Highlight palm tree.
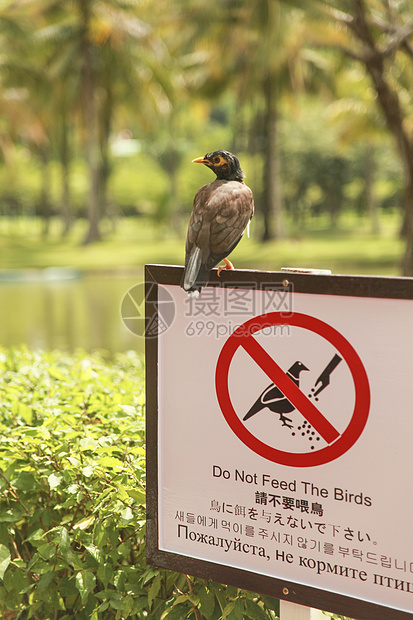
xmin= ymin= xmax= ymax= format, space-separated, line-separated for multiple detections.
xmin=326 ymin=65 xmax=389 ymax=234
xmin=177 ymin=0 xmax=325 ymax=241
xmin=12 ymin=0 xmax=173 ymax=244
xmin=317 ymin=0 xmax=413 ymax=275
xmin=0 ymin=6 xmax=57 ymax=234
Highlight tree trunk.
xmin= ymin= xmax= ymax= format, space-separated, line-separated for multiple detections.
xmin=40 ymin=147 xmax=51 ymax=239
xmin=262 ymin=73 xmax=285 ymax=242
xmin=349 ymin=0 xmax=413 ymax=274
xmin=365 ymin=62 xmax=413 ymax=271
xmin=99 ymin=87 xmax=113 ymax=228
xmin=80 ymin=0 xmax=101 ymax=245
xmin=401 ymin=180 xmax=413 ymax=275
xmin=60 ymin=111 xmax=72 ymax=238
xmin=364 ymin=143 xmax=380 ymax=235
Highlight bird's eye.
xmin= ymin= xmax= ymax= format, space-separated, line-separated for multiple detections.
xmin=213 ymin=156 xmax=221 ymax=164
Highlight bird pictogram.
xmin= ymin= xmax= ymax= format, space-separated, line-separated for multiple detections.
xmin=243 ymin=361 xmax=309 ymax=429
xmin=181 ymin=150 xmax=254 ymax=297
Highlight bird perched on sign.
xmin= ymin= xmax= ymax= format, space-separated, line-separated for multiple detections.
xmin=243 ymin=361 xmax=309 ymax=428
xmin=181 ymin=150 xmax=254 ymax=297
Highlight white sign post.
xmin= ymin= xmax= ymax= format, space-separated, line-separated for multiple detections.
xmin=280 ymin=600 xmax=325 ymax=620
xmin=146 ymin=264 xmax=413 ymax=620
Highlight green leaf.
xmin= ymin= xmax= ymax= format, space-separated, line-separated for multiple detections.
xmin=48 ymin=368 xmax=69 ymax=382
xmin=119 ymin=405 xmax=135 ymax=415
xmin=97 ymin=563 xmax=113 ymax=588
xmin=113 ymin=570 xmax=126 ymax=590
xmin=198 ymin=586 xmax=216 ymax=617
xmin=75 ymin=570 xmax=96 ymax=605
xmin=120 ymin=506 xmax=133 ymax=524
xmin=80 ymin=438 xmax=98 ymax=451
xmin=37 ymin=572 xmax=55 ymax=592
xmin=245 ymin=599 xmax=268 ymax=620
xmin=59 ymin=527 xmax=70 ymax=554
xmin=126 ymin=487 xmax=146 ymax=505
xmin=73 ymin=515 xmax=95 ymax=531
xmin=48 ymin=472 xmax=63 ymax=490
xmin=221 ymin=601 xmax=236 ymax=619
xmin=0 ymin=510 xmax=18 ymax=523
xmin=96 ymin=588 xmax=122 ymax=602
xmin=38 ymin=542 xmax=57 ymax=560
xmin=17 ymin=403 xmax=33 ymax=424
xmin=13 ymin=471 xmax=38 ymax=491
xmin=213 ymin=586 xmax=228 ymax=613
xmin=148 ymin=572 xmax=161 ymax=610
xmin=25 ymin=528 xmax=45 ymax=544
xmin=261 ymin=595 xmax=280 ymax=614
xmin=143 ymin=567 xmax=159 ymax=585
xmin=162 ymin=605 xmax=191 ymax=620
xmin=233 ymin=597 xmax=246 ymax=620
xmin=82 ymin=465 xmax=94 ymax=477
xmin=0 ymin=544 xmax=11 ymax=579
xmin=4 ymin=565 xmax=30 ymax=593
xmin=85 ymin=544 xmax=102 ymax=564
xmin=117 ymin=485 xmax=129 ymax=502
xmin=98 ymin=456 xmax=124 ymax=470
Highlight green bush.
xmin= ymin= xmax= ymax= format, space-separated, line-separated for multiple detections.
xmin=0 ymin=347 xmax=280 ymax=620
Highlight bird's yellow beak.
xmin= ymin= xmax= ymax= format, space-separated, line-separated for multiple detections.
xmin=192 ymin=157 xmax=208 ymax=165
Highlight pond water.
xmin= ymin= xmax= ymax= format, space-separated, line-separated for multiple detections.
xmin=0 ymin=272 xmax=145 ymax=356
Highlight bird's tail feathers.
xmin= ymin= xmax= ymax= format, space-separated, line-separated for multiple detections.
xmin=182 ymin=246 xmax=210 ymax=294
xmin=187 ymin=290 xmax=200 ymax=299
xmin=183 ymin=246 xmax=202 ymax=291
xmin=243 ymin=399 xmax=264 ymax=421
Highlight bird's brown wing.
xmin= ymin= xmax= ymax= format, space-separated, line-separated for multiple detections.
xmin=208 ymin=181 xmax=253 ymax=266
xmin=183 ymin=180 xmax=254 ymax=292
xmin=182 ymin=184 xmax=210 ymax=292
xmin=186 ymin=180 xmax=253 ymax=252
xmin=185 ymin=186 xmax=206 ymax=255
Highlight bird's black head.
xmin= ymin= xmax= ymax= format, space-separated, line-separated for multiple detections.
xmin=289 ymin=361 xmax=309 ymax=377
xmin=192 ymin=150 xmax=245 ymax=182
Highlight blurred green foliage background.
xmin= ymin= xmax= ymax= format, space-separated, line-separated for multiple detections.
xmin=0 ymin=0 xmax=412 ymax=351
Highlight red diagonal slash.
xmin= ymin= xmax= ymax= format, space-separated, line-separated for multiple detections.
xmin=241 ymin=335 xmax=340 ymax=444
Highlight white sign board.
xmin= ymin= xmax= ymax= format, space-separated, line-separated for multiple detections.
xmin=146 ymin=265 xmax=413 ymax=620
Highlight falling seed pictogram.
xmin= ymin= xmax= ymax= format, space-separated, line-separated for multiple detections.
xmin=309 ymin=354 xmax=342 ymax=401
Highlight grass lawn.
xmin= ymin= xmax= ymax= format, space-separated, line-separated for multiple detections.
xmin=0 ymin=211 xmax=405 ymax=277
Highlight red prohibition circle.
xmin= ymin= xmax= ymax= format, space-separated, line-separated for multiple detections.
xmin=215 ymin=312 xmax=370 ymax=467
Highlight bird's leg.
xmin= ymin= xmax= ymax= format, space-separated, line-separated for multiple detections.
xmin=279 ymin=413 xmax=294 ymax=429
xmin=217 ymin=258 xmax=235 ymax=277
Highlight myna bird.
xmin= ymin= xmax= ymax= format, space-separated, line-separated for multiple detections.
xmin=243 ymin=361 xmax=309 ymax=428
xmin=181 ymin=150 xmax=254 ymax=297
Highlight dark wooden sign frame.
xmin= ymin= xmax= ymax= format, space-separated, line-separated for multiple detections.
xmin=145 ymin=264 xmax=413 ymax=620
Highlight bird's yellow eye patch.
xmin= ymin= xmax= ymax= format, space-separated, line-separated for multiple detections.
xmin=213 ymin=156 xmax=226 ymax=166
